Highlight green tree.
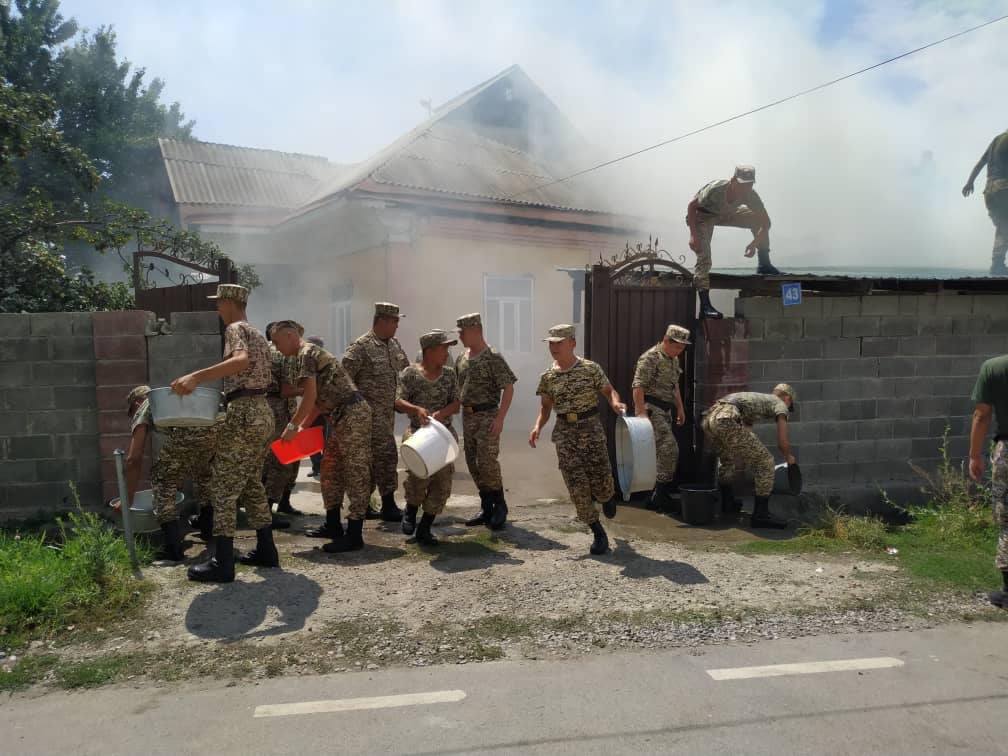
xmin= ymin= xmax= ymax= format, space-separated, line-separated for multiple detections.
xmin=0 ymin=0 xmax=77 ymax=91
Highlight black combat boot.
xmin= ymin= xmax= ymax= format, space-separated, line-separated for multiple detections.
xmin=602 ymin=494 xmax=618 ymax=519
xmin=379 ymin=492 xmax=403 ymax=523
xmin=402 ymin=505 xmax=419 ymax=536
xmin=756 ymin=249 xmax=781 ymax=275
xmin=646 ymin=483 xmax=665 ymax=511
xmin=750 ymin=495 xmax=787 ymax=529
xmin=156 ymin=519 xmax=185 ymax=562
xmin=488 ymin=490 xmax=508 ymax=530
xmin=238 ymin=527 xmax=280 ymax=567
xmin=698 ymin=290 xmax=723 ymax=319
xmin=465 ymin=491 xmax=493 ymax=527
xmin=305 ymin=509 xmax=343 ymax=539
xmin=189 ymin=505 xmax=213 ymax=541
xmin=589 ymin=520 xmax=609 ymax=555
xmin=276 ymin=489 xmax=302 ymax=516
xmin=416 ymin=513 xmax=438 ymax=546
xmin=991 ymin=256 xmax=1008 ymax=277
xmin=323 ymin=517 xmax=364 ymax=553
xmin=988 ymin=571 xmax=1008 ymax=609
xmin=719 ymin=484 xmax=742 ymax=518
xmin=187 ymin=536 xmax=235 ymax=583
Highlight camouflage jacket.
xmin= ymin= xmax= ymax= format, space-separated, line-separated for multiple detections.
xmin=342 ymin=331 xmax=409 ymax=412
xmin=536 ymin=358 xmax=608 ymax=415
xmin=397 ymin=364 xmax=459 ymax=432
xmin=716 ymin=392 xmax=789 ymax=425
xmin=222 ymin=321 xmax=271 ymax=394
xmin=455 ymin=346 xmax=517 ymax=407
xmin=693 ymin=179 xmax=767 ymax=221
xmin=131 ymin=400 xmax=221 ymax=445
xmin=632 ymin=344 xmax=682 ymax=404
xmin=299 ymin=342 xmax=359 ymax=416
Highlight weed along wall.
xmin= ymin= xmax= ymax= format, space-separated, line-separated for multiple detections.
xmin=697 ymin=292 xmax=1008 ymax=513
xmin=0 ymin=311 xmax=221 ymax=520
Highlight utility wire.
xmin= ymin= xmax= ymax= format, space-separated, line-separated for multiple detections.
xmin=508 ymin=13 xmax=1008 ymax=200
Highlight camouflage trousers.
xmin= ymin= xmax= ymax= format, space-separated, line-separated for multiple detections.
xmin=210 ymin=397 xmax=274 ymax=537
xmin=553 ymin=418 xmax=614 ymax=526
xmin=263 ymin=402 xmax=300 ymax=501
xmin=151 ymin=426 xmax=217 ymax=524
xmin=690 ymin=207 xmax=769 ymax=290
xmin=368 ymin=405 xmax=399 ymax=496
xmin=402 ymin=426 xmax=454 ymax=517
xmin=992 ymin=440 xmax=1008 ymax=572
xmin=986 ymin=189 xmax=1008 ymax=260
xmin=703 ymin=402 xmax=775 ymax=497
xmin=648 ymin=405 xmax=680 ymax=483
xmin=463 ymin=411 xmax=503 ymax=491
xmin=320 ymin=400 xmax=373 ymax=520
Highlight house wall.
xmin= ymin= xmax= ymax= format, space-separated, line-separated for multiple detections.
xmin=698 ymin=292 xmax=1008 ymax=512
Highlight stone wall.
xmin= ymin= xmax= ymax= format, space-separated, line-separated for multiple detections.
xmin=698 ymin=292 xmax=1008 ymax=511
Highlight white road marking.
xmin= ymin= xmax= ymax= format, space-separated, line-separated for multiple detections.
xmin=706 ymin=656 xmax=904 ymax=681
xmin=253 ymin=689 xmax=467 ymax=718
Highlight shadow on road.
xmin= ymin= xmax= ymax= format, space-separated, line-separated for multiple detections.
xmin=290 ymin=543 xmax=408 ymax=565
xmin=185 ymin=571 xmax=322 ymax=641
xmin=427 ymin=540 xmax=524 ymax=574
xmin=494 ymin=524 xmax=569 ymax=552
xmin=577 ymin=539 xmax=708 ymax=584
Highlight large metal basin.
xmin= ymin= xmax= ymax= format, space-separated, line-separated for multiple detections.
xmin=108 ymin=490 xmax=184 ymax=534
xmin=615 ymin=415 xmax=657 ymax=501
xmin=148 ymin=386 xmax=222 ymax=427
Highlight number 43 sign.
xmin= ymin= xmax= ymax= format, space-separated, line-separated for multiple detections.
xmin=781 ymin=282 xmax=802 ymax=307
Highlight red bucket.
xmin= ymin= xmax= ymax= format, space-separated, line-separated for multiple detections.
xmin=270 ymin=425 xmax=324 ymax=464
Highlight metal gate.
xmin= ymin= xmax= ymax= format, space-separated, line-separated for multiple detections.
xmin=133 ymin=253 xmax=237 ymax=320
xmin=585 ymin=254 xmax=698 ymax=493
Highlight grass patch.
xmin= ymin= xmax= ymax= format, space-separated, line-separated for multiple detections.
xmin=56 ymin=656 xmax=132 ymax=689
xmin=0 ymin=653 xmax=57 ymax=692
xmin=471 ymin=614 xmax=533 ymax=640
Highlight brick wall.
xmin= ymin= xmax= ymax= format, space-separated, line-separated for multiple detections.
xmin=700 ymin=292 xmax=1008 ymax=509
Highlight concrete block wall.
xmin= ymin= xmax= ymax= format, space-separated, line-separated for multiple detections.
xmin=720 ymin=292 xmax=1008 ymax=503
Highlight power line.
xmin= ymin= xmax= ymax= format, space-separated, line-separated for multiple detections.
xmin=508 ymin=12 xmax=1008 ymax=200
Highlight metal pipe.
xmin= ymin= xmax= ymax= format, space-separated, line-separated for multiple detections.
xmin=112 ymin=449 xmax=139 ymax=570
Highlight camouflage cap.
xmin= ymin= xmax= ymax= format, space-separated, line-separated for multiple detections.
xmin=273 ymin=319 xmax=305 ymax=336
xmin=126 ymin=384 xmax=151 ymax=413
xmin=733 ymin=165 xmax=756 ymax=184
xmin=456 ymin=312 xmax=482 ymax=329
xmin=544 ymin=324 xmax=576 ymax=342
xmin=207 ymin=284 xmax=249 ymax=304
xmin=306 ymin=334 xmax=324 ymax=347
xmin=773 ymin=382 xmax=797 ymax=410
xmin=664 ymin=324 xmax=692 ymax=344
xmin=420 ymin=329 xmax=458 ymax=350
xmin=374 ymin=302 xmax=404 ymax=319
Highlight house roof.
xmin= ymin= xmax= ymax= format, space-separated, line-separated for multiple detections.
xmin=158 ymin=138 xmax=348 ymax=209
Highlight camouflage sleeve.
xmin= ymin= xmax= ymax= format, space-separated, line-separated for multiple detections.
xmin=396 ymin=366 xmax=414 ymax=403
xmin=535 ymin=371 xmax=551 ymax=398
xmin=447 ymin=368 xmax=459 ymax=404
xmin=393 ymin=339 xmax=410 ymax=371
xmin=772 ymin=397 xmax=789 ymax=418
xmin=129 ymin=401 xmax=153 ymax=434
xmin=747 ymin=188 xmax=768 ymax=216
xmin=631 ymin=350 xmax=654 ymax=389
xmin=591 ymin=361 xmax=609 ymax=392
xmin=298 ymin=348 xmax=320 ymax=381
xmin=223 ymin=322 xmax=248 ymax=359
xmin=341 ymin=341 xmax=364 ymax=381
xmin=491 ymin=353 xmax=518 ymax=390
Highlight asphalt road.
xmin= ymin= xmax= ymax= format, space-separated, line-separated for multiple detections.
xmin=2 ymin=623 xmax=1007 ymax=754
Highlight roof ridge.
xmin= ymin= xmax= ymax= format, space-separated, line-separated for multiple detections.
xmin=163 ymin=155 xmax=326 ymax=179
xmin=158 ymin=137 xmax=331 ymax=163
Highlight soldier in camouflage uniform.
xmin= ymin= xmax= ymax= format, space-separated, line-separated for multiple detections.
xmin=633 ymin=324 xmax=690 ymax=514
xmin=263 ymin=322 xmax=303 ymax=521
xmin=702 ymin=384 xmax=796 ymax=530
xmin=962 ymin=128 xmax=1008 ymax=276
xmin=686 ymin=165 xmax=779 ymax=319
xmin=455 ymin=312 xmax=517 ymax=530
xmin=172 ymin=284 xmax=279 ymax=583
xmin=123 ymin=385 xmax=220 ymax=561
xmin=273 ymin=320 xmax=374 ymax=553
xmin=967 ymin=352 xmax=1008 ymax=608
xmin=396 ymin=329 xmax=461 ymax=546
xmin=343 ymin=302 xmax=410 ymax=522
xmin=530 ymin=325 xmax=624 ymax=555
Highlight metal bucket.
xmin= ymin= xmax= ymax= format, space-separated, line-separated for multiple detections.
xmin=400 ymin=418 xmax=459 ymax=479
xmin=615 ymin=415 xmax=657 ymax=501
xmin=108 ymin=489 xmax=183 ymax=534
xmin=148 ymin=387 xmax=222 ymax=427
xmin=679 ymin=485 xmax=718 ymax=526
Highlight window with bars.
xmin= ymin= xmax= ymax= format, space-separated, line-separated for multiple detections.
xmin=483 ymin=274 xmax=533 ymax=353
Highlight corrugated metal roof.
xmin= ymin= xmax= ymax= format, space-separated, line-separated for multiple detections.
xmin=159 ymin=139 xmax=347 ymax=209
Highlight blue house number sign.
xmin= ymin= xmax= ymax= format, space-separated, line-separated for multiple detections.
xmin=781 ymin=282 xmax=802 ymax=307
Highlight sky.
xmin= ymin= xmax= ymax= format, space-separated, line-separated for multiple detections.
xmin=57 ymin=0 xmax=1008 ymax=270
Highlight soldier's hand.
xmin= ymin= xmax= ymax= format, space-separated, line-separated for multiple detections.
xmin=676 ymin=411 xmax=686 ymax=426
xmin=281 ymin=424 xmax=299 ymax=442
xmin=969 ymin=456 xmax=985 ymax=481
xmin=962 ymin=183 xmax=974 ymax=198
xmin=636 ymin=408 xmax=649 ymax=419
xmin=489 ymin=415 xmax=505 ymax=437
xmin=171 ymin=374 xmax=198 ymax=395
xmin=529 ymin=427 xmax=540 ymax=448
xmin=612 ymin=401 xmax=627 ymax=415
xmin=744 ymin=241 xmax=757 ymax=258
xmin=786 ymin=454 xmax=797 ymax=466
xmin=416 ymin=407 xmax=430 ymax=426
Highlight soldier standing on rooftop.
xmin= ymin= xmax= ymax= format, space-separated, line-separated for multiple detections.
xmin=686 ymin=165 xmax=780 ymax=319
xmin=963 ymin=127 xmax=1008 ymax=276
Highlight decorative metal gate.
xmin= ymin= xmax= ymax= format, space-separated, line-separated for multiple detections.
xmin=132 ymin=254 xmax=237 ymax=320
xmin=585 ymin=247 xmax=698 ymax=493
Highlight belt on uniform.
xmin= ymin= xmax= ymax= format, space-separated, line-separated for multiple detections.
xmin=556 ymin=407 xmax=599 ymax=424
xmin=224 ymin=388 xmax=266 ymax=405
xmin=463 ymin=403 xmax=498 ymax=415
xmin=644 ymin=395 xmax=675 ymax=413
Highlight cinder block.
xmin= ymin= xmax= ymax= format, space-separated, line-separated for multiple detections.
xmin=98 ymin=434 xmax=132 ymax=458
xmin=821 ymin=339 xmax=862 ymax=359
xmin=840 ymin=359 xmax=879 ymax=379
xmin=860 ymin=296 xmax=900 ymax=316
xmin=48 ymin=337 xmax=94 ymax=361
xmin=791 ymin=380 xmax=823 ymax=401
xmin=948 ymin=317 xmax=980 ymax=336
xmin=29 ymin=313 xmax=73 ymax=337
xmin=914 ymin=397 xmax=952 ymax=418
xmin=0 ymin=411 xmax=29 ymax=436
xmin=822 ymin=298 xmax=860 ymax=317
xmin=916 ymin=317 xmax=953 ymax=337
xmin=817 ymin=420 xmax=857 ymax=441
xmin=781 ymin=297 xmax=823 ymax=319
xmin=973 ymin=335 xmax=1008 ymax=356
xmin=743 ymin=318 xmax=765 ymax=339
xmin=780 ymin=340 xmax=823 ymax=359
xmin=879 ymin=317 xmax=918 ymax=337
xmin=802 ymin=360 xmax=842 ymax=380
xmin=794 ymin=442 xmax=837 ymax=464
xmin=735 ymin=297 xmax=782 ymax=318
xmin=763 ymin=319 xmax=804 ymax=340
xmin=28 ymin=409 xmax=96 ymax=435
xmin=934 ymin=335 xmax=974 ymax=355
xmin=52 ymin=434 xmax=98 ymax=460
xmin=897 ymin=295 xmax=920 ymax=315
xmin=97 ymin=411 xmax=130 ymax=435
xmin=0 ymin=338 xmax=49 ymax=361
xmin=95 ymin=360 xmax=147 ymax=386
xmin=759 ymin=360 xmax=803 ymax=382
xmin=935 ymin=294 xmax=973 ymax=314
xmin=874 ymin=438 xmax=913 ymax=460
xmin=929 ymin=416 xmax=969 ymax=437
xmin=837 ymin=441 xmax=877 ymax=463
xmin=0 ymin=363 xmax=31 ymax=388
xmin=0 ymin=459 xmax=37 ymax=483
xmin=841 ymin=316 xmax=880 ymax=338
xmin=802 ymin=399 xmax=876 ymax=421
xmin=930 ymin=376 xmax=973 ymax=396
xmin=861 ymin=337 xmax=899 ymax=357
xmin=32 ymin=362 xmax=96 ymax=387
xmin=5 ymin=387 xmax=55 ymax=411
xmin=984 ymin=317 xmax=1008 ymax=334
xmin=0 ymin=315 xmax=30 ymax=337
xmin=77 ymin=454 xmax=101 ymax=483
xmin=877 ymin=357 xmax=916 ymax=378
xmin=748 ymin=341 xmax=784 ymax=361
xmin=893 ymin=417 xmax=931 ymax=438
xmin=8 ymin=435 xmax=53 ymax=459
xmin=815 ymin=462 xmax=856 ymax=483
xmin=4 ymin=481 xmax=74 ymax=509
xmin=913 ymin=357 xmax=959 ymax=377
xmin=68 ymin=312 xmax=93 ymax=335
xmin=911 ymin=437 xmax=945 ymax=459
xmin=788 ymin=422 xmax=821 ymax=444
xmin=168 ymin=311 xmax=221 ymax=334
xmin=898 ymin=336 xmax=936 ymax=356
xmin=856 ymin=419 xmax=894 ymax=440
xmin=91 ymin=310 xmax=155 ymax=337
xmin=803 ymin=318 xmax=842 ymax=339
xmin=822 ymin=380 xmax=892 ymax=401
xmin=893 ymin=376 xmax=937 ymax=397
xmin=94 ymin=335 xmax=147 ymax=361
xmin=971 ymin=296 xmax=1008 ymax=316
xmin=53 ymin=386 xmax=97 ymax=410
xmin=876 ymin=398 xmax=915 ymax=417
xmin=945 ymin=436 xmax=969 ymax=458
xmin=36 ymin=458 xmax=79 ymax=481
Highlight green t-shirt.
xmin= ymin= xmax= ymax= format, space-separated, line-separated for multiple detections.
xmin=971 ymin=354 xmax=1008 ymax=436
xmin=984 ymin=131 xmax=1008 ymax=195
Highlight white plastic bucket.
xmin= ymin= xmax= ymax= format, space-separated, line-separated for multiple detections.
xmin=615 ymin=415 xmax=657 ymax=501
xmin=108 ymin=489 xmax=184 ymax=534
xmin=400 ymin=418 xmax=459 ymax=479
